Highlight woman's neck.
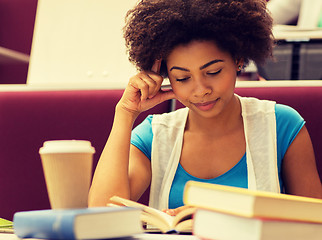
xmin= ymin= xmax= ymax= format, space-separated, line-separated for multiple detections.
xmin=186 ymin=95 xmax=242 ymax=136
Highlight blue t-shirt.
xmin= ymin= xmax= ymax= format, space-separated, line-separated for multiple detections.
xmin=131 ymin=104 xmax=305 ymax=209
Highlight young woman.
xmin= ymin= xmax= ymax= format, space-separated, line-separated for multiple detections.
xmin=88 ymin=0 xmax=322 ymax=214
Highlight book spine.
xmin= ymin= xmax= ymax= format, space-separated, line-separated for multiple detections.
xmin=14 ymin=212 xmax=76 ymax=239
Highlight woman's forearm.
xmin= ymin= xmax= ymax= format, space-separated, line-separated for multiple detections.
xmin=88 ymin=107 xmax=137 ymax=207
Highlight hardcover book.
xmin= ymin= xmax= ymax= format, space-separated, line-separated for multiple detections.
xmin=183 ymin=181 xmax=322 ymax=223
xmin=13 ymin=207 xmax=143 ymax=239
xmin=193 ymin=208 xmax=322 ymax=240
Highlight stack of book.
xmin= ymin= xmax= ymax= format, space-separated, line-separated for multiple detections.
xmin=12 ymin=183 xmax=322 ymax=239
xmin=183 ymin=181 xmax=322 ymax=240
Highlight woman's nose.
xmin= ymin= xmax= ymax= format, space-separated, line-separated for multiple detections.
xmin=193 ymin=78 xmax=212 ymax=97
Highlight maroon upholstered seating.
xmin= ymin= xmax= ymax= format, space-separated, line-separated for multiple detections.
xmin=1 ymin=86 xmax=321 ymax=220
xmin=0 ymin=89 xmax=170 ymax=220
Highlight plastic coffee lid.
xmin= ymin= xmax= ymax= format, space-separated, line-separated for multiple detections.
xmin=39 ymin=140 xmax=95 ymax=154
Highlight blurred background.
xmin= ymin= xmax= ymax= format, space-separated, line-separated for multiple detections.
xmin=0 ymin=0 xmax=322 ymax=88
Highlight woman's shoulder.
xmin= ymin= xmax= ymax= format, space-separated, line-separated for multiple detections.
xmin=275 ymin=103 xmax=305 ymax=136
xmin=133 ymin=107 xmax=188 ymax=130
xmin=152 ymin=107 xmax=189 ymax=126
xmin=275 ymin=103 xmax=304 ymax=121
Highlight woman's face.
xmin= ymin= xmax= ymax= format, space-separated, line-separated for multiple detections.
xmin=166 ymin=40 xmax=240 ymax=119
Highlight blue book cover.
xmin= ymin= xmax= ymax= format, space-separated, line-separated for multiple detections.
xmin=13 ymin=207 xmax=143 ymax=239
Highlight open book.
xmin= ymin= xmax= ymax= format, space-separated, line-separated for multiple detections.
xmin=109 ymin=196 xmax=196 ymax=233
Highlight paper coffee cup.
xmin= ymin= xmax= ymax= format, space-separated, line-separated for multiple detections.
xmin=39 ymin=140 xmax=95 ymax=209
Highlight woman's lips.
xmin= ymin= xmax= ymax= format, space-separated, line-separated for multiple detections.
xmin=193 ymin=99 xmax=219 ymax=111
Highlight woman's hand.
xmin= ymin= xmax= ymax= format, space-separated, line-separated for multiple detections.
xmin=117 ymin=60 xmax=175 ymax=117
xmin=162 ymin=205 xmax=192 ymax=216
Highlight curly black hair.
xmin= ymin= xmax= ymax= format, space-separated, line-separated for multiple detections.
xmin=124 ymin=0 xmax=274 ymax=77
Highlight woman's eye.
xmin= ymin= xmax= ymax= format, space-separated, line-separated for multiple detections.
xmin=176 ymin=77 xmax=190 ymax=82
xmin=207 ymin=69 xmax=222 ymax=76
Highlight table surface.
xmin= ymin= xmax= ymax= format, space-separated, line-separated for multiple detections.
xmin=0 ymin=233 xmax=200 ymax=240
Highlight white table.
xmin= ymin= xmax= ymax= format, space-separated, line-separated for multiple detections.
xmin=0 ymin=233 xmax=200 ymax=240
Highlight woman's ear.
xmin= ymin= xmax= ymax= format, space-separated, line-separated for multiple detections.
xmin=236 ymin=59 xmax=244 ymax=71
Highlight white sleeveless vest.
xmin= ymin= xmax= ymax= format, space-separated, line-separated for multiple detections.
xmin=149 ymin=95 xmax=280 ymax=210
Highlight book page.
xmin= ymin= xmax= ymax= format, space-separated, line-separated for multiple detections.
xmin=110 ymin=196 xmax=174 ymax=231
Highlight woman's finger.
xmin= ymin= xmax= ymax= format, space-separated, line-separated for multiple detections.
xmin=151 ymin=59 xmax=162 ymax=74
xmin=139 ymin=74 xmax=157 ymax=100
xmin=162 ymin=205 xmax=191 ymax=216
xmin=135 ymin=72 xmax=163 ymax=100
